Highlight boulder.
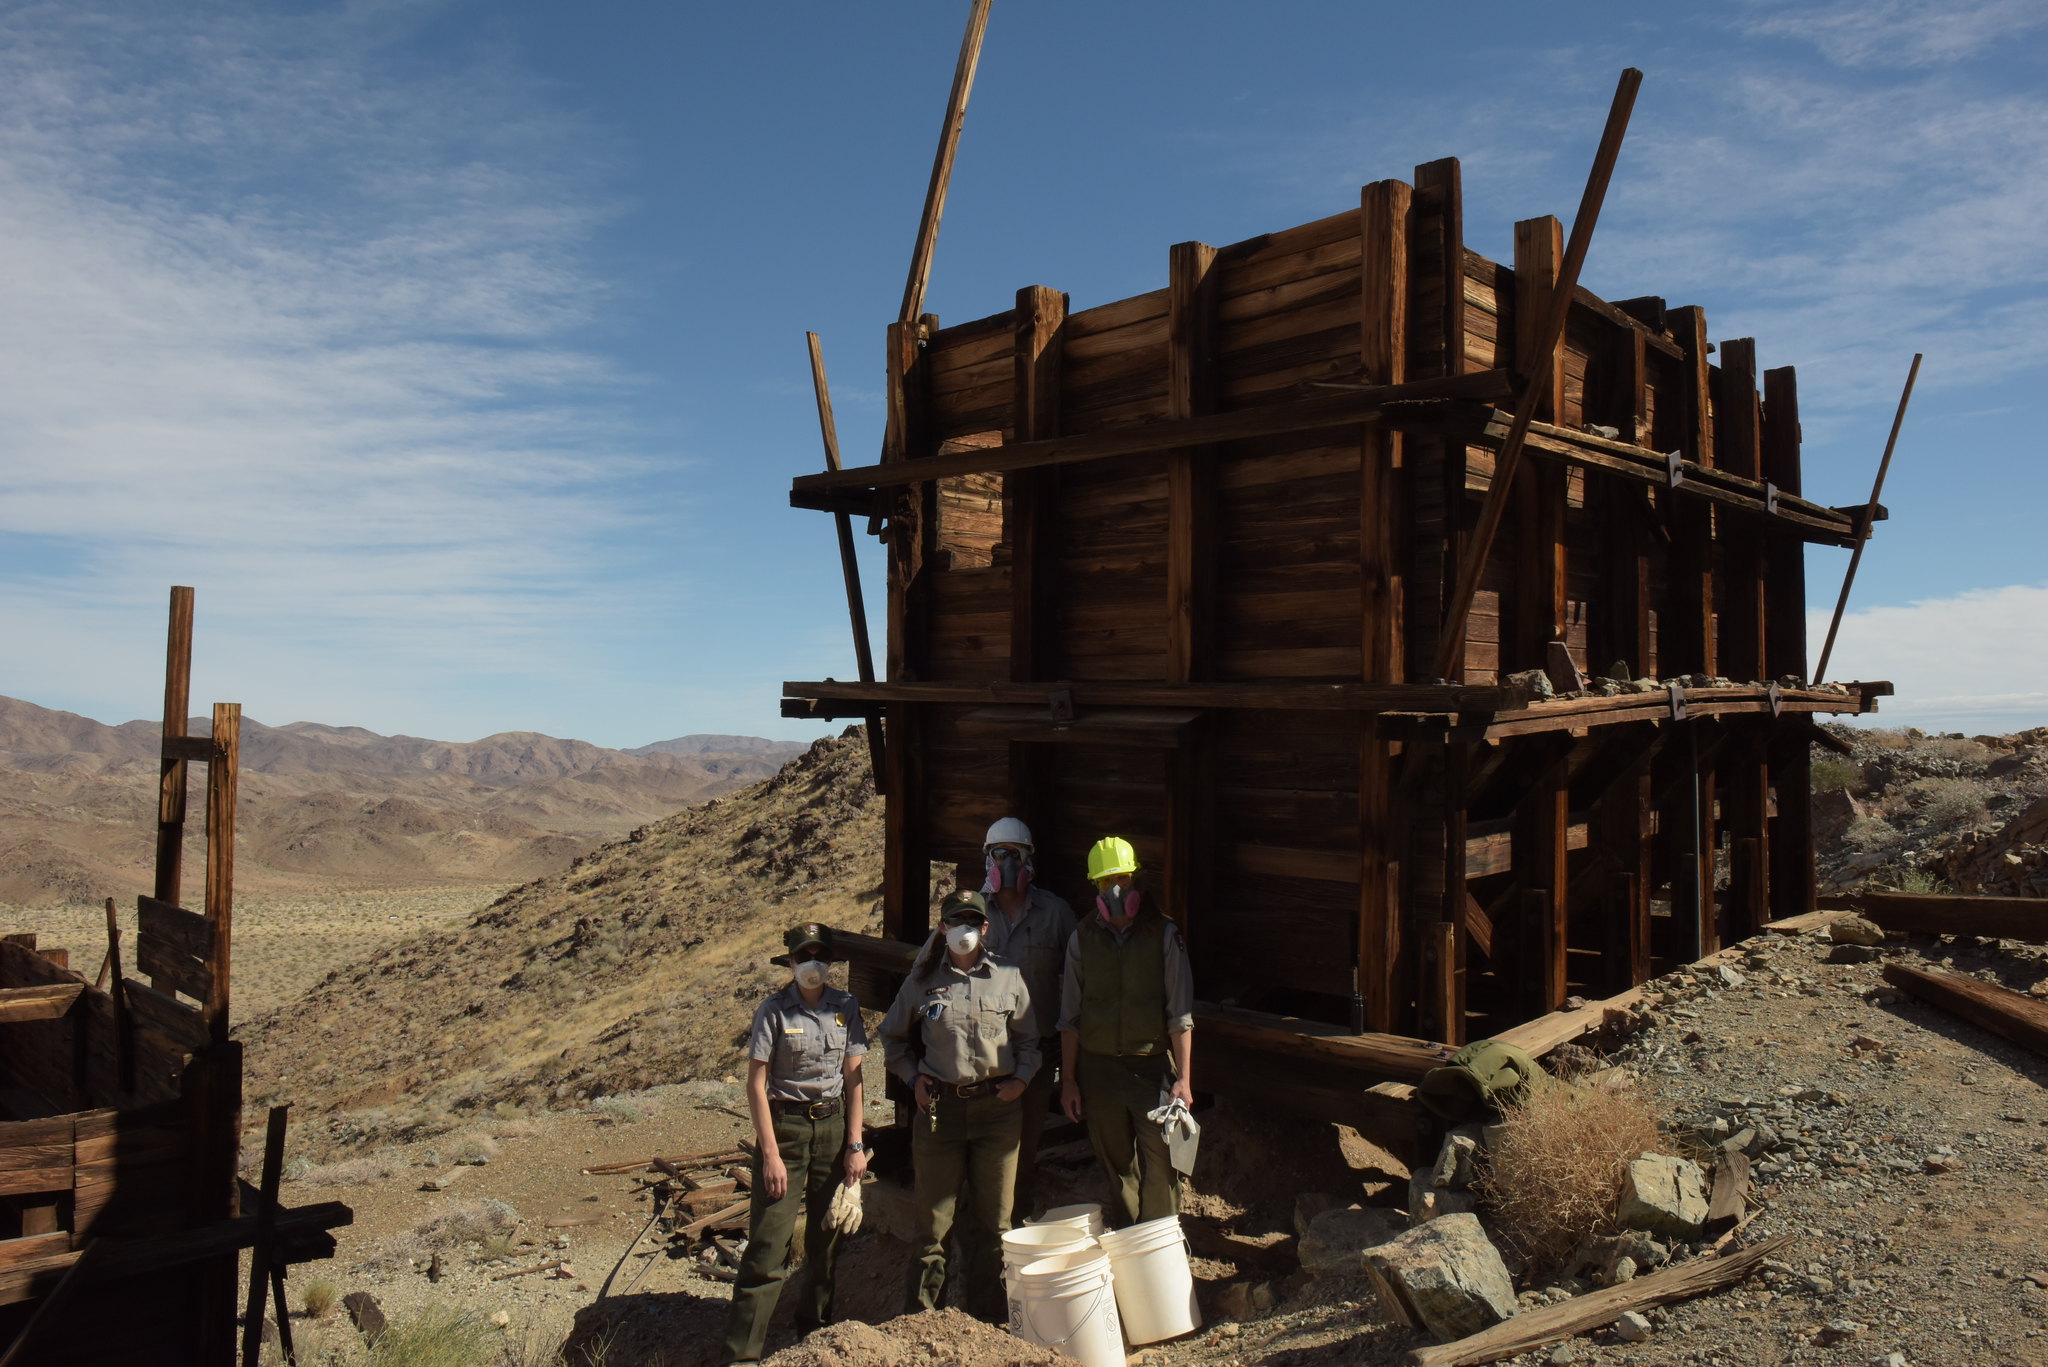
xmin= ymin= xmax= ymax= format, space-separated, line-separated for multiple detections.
xmin=1613 ymin=1310 xmax=1653 ymax=1342
xmin=1360 ymin=1212 xmax=1518 ymax=1342
xmin=1407 ymin=1172 xmax=1478 ymax=1225
xmin=342 ymin=1292 xmax=386 ymax=1344
xmin=1298 ymin=1204 xmax=1406 ymax=1275
xmin=1294 ymin=1191 xmax=1344 ymax=1240
xmin=1828 ymin=914 xmax=1886 ymax=946
xmin=1617 ymin=1153 xmax=1709 ymax=1238
xmin=1429 ymin=1127 xmax=1484 ymax=1190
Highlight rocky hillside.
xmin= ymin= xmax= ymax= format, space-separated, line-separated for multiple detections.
xmin=1814 ymin=724 xmax=2048 ymax=896
xmin=241 ymin=729 xmax=887 ymax=1147
xmin=0 ymin=695 xmax=805 ymax=905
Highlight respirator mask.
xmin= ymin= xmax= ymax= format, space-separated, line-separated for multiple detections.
xmin=793 ymin=959 xmax=829 ymax=990
xmin=945 ymin=923 xmax=982 ymax=956
xmin=1096 ymin=884 xmax=1141 ymax=924
xmin=982 ymin=848 xmax=1034 ymax=896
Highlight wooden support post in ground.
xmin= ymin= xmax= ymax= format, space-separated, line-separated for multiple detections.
xmin=1413 ymin=157 xmax=1467 ymax=680
xmin=241 ymin=1104 xmax=289 ymax=1367
xmin=1761 ymin=365 xmax=1815 ymax=919
xmin=205 ymin=702 xmax=238 ymax=1046
xmin=1510 ymin=215 xmax=1568 ymax=675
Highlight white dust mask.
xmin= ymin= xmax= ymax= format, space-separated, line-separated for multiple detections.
xmin=793 ymin=960 xmax=828 ymax=990
xmin=945 ymin=924 xmax=982 ymax=956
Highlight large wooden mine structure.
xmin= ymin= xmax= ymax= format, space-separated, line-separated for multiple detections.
xmin=0 ymin=589 xmax=348 ymax=1366
xmin=786 ymin=132 xmax=1889 ymax=1119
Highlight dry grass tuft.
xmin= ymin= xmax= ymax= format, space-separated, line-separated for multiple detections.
xmin=1475 ymin=1075 xmax=1662 ymax=1274
xmin=300 ymin=1276 xmax=339 ymax=1319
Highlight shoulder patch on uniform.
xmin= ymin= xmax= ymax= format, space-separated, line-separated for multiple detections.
xmin=834 ymin=1013 xmax=846 ymax=1027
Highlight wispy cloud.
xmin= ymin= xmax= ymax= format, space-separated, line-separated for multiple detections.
xmin=0 ymin=3 xmax=667 ymax=729
xmin=1734 ymin=0 xmax=2048 ymax=69
xmin=1812 ymin=584 xmax=2048 ymax=733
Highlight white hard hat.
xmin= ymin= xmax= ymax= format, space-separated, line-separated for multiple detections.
xmin=983 ymin=817 xmax=1035 ymax=852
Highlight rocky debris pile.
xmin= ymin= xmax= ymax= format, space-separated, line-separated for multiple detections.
xmin=1814 ymin=724 xmax=2048 ymax=894
xmin=1501 ymin=667 xmax=1837 ymax=705
xmin=759 ymin=1309 xmax=1066 ymax=1367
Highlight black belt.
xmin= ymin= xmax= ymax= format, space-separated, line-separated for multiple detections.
xmin=937 ymin=1075 xmax=1012 ymax=1099
xmin=772 ymin=1097 xmax=842 ymax=1120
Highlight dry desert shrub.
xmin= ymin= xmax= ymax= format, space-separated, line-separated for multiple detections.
xmin=299 ymin=1276 xmax=339 ymax=1319
xmin=1475 ymin=1075 xmax=1662 ymax=1274
xmin=287 ymin=1151 xmax=400 ymax=1187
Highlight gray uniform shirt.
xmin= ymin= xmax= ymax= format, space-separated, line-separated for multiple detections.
xmin=1056 ymin=915 xmax=1196 ymax=1037
xmin=881 ymin=948 xmax=1042 ymax=1087
xmin=746 ymin=983 xmax=869 ymax=1102
xmin=982 ymin=885 xmax=1076 ymax=1042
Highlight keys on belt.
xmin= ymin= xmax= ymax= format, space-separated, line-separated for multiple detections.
xmin=772 ymin=1097 xmax=842 ymax=1120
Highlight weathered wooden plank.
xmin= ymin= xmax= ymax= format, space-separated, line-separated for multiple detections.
xmin=787 ymin=678 xmax=1513 ymax=713
xmin=136 ymin=896 xmax=212 ymax=960
xmin=1166 ymin=240 xmax=1219 ymax=685
xmin=0 ymin=984 xmax=82 ymax=1025
xmin=119 ymin=977 xmax=208 ymax=1053
xmin=1194 ymin=1001 xmax=1453 ymax=1076
xmin=1882 ymin=964 xmax=2048 ymax=1059
xmin=1820 ymin=892 xmax=2048 ymax=943
xmin=134 ymin=934 xmax=211 ymax=1006
xmin=792 ymin=369 xmax=1514 ymax=501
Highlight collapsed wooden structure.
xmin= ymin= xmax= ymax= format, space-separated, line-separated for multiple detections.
xmin=784 ymin=136 xmax=1894 ymax=1126
xmin=0 ymin=589 xmax=348 ymax=1365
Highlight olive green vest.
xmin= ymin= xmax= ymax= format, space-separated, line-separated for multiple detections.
xmin=1077 ymin=915 xmax=1170 ymax=1057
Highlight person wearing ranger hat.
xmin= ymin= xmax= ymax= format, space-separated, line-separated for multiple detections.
xmin=974 ymin=816 xmax=1076 ymax=1219
xmin=720 ymin=924 xmax=869 ymax=1366
xmin=879 ymin=888 xmax=1041 ymax=1319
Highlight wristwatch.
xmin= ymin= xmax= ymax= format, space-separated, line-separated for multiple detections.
xmin=845 ymin=1141 xmax=868 ymax=1154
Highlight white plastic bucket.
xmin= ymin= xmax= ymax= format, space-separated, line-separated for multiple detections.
xmin=1013 ymin=1248 xmax=1124 ymax=1367
xmin=1002 ymin=1225 xmax=1099 ymax=1332
xmin=1097 ymin=1216 xmax=1201 ymax=1344
xmin=1028 ymin=1202 xmax=1107 ymax=1239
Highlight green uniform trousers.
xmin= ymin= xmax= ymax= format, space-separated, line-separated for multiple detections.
xmin=721 ymin=1109 xmax=846 ymax=1365
xmin=907 ymin=1088 xmax=1021 ymax=1320
xmin=1078 ymin=1052 xmax=1179 ymax=1225
xmin=1010 ymin=1045 xmax=1058 ymax=1219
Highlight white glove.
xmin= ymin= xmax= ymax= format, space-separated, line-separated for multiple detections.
xmin=1146 ymin=1095 xmax=1201 ymax=1176
xmin=824 ymin=1180 xmax=864 ymax=1235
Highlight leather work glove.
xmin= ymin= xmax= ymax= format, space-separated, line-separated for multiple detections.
xmin=823 ymin=1180 xmax=864 ymax=1235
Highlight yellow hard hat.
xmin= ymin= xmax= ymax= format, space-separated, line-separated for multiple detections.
xmin=1086 ymin=836 xmax=1140 ymax=882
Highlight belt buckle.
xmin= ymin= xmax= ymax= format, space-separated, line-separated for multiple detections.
xmin=952 ymin=1081 xmax=979 ymax=1099
xmin=809 ymin=1099 xmax=833 ymax=1120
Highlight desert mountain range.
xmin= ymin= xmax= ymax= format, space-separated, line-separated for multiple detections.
xmin=0 ymin=694 xmax=806 ymax=906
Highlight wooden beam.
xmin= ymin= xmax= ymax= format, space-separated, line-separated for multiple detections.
xmin=204 ymin=702 xmax=238 ymax=1044
xmin=1761 ymin=365 xmax=1808 ymax=676
xmin=1008 ymin=285 xmax=1066 ymax=681
xmin=805 ymin=331 xmax=886 ymax=791
xmin=1666 ymin=306 xmax=1717 ymax=677
xmin=1166 ymin=241 xmax=1219 ymax=684
xmin=1194 ymin=1002 xmax=1453 ymax=1077
xmin=1882 ymin=964 xmax=2048 ymax=1060
xmin=1402 ymin=1237 xmax=1789 ymax=1367
xmin=1511 ymin=216 xmax=1568 ymax=680
xmin=1815 ymin=354 xmax=1922 ymax=682
xmin=1433 ymin=68 xmax=1643 ymax=680
xmin=0 ymin=1202 xmax=352 ymax=1309
xmin=898 ymin=0 xmax=993 ymax=325
xmin=1359 ymin=180 xmax=1412 ymax=1034
xmin=155 ymin=586 xmax=194 ymax=905
xmin=786 ymin=678 xmax=1517 ymax=714
xmin=1820 ymin=892 xmax=2048 ymax=943
xmin=791 ymin=369 xmax=1515 ymax=501
xmin=1715 ymin=339 xmax=1769 ymax=681
xmin=1414 ymin=158 xmax=1468 ymax=680
xmin=138 ymin=896 xmax=213 ymax=958
xmin=0 ymin=985 xmax=82 ymax=1025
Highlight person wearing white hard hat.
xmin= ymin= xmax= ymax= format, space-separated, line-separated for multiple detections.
xmin=974 ymin=816 xmax=1076 ymax=1218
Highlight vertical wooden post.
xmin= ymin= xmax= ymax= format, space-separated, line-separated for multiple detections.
xmin=1511 ymin=218 xmax=1568 ymax=675
xmin=241 ymin=1104 xmax=289 ymax=1367
xmin=1762 ymin=364 xmax=1815 ymax=920
xmin=1413 ymin=158 xmax=1467 ymax=680
xmin=883 ymin=316 xmax=937 ymax=945
xmin=1166 ymin=242 xmax=1219 ymax=684
xmin=1357 ymin=180 xmax=1412 ymax=1033
xmin=205 ymin=703 xmax=238 ymax=1046
xmin=1667 ymin=306 xmax=1717 ymax=677
xmin=156 ymin=586 xmax=195 ymax=905
xmin=1009 ymin=286 xmax=1066 ymax=682
xmin=1596 ymin=325 xmax=1650 ymax=677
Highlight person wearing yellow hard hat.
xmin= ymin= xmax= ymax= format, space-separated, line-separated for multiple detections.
xmin=1056 ymin=836 xmax=1195 ymax=1225
xmin=974 ymin=816 xmax=1076 ymax=1220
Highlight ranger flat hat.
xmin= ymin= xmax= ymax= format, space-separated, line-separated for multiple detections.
xmin=770 ymin=922 xmax=833 ymax=967
xmin=937 ymin=889 xmax=989 ymax=924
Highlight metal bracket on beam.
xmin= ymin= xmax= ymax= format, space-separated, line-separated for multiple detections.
xmin=1668 ymin=681 xmax=1688 ymax=721
xmin=1763 ymin=482 xmax=1780 ymax=516
xmin=1767 ymin=680 xmax=1783 ymax=717
xmin=1048 ymin=689 xmax=1075 ymax=723
xmin=1664 ymin=449 xmax=1684 ymax=488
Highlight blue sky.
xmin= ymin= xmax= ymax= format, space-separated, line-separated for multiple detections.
xmin=2 ymin=0 xmax=2043 ymax=747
